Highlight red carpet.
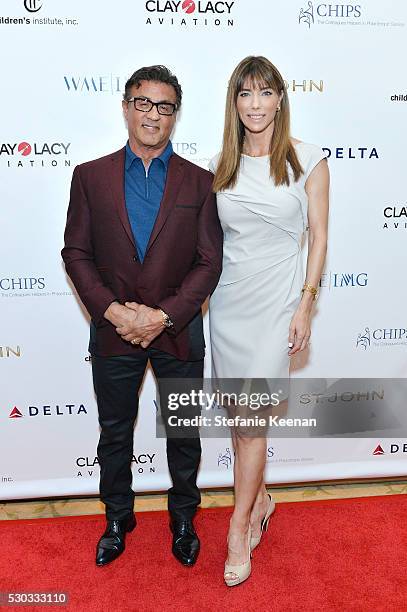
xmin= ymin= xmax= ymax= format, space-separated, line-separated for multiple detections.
xmin=2 ymin=495 xmax=407 ymax=612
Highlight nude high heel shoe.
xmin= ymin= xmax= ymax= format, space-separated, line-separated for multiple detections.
xmin=224 ymin=527 xmax=252 ymax=587
xmin=250 ymin=493 xmax=275 ymax=552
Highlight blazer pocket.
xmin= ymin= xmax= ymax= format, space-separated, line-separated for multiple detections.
xmin=175 ymin=204 xmax=200 ymax=209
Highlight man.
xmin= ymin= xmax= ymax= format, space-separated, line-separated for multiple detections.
xmin=61 ymin=65 xmax=222 ymax=567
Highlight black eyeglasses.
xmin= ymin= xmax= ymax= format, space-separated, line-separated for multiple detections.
xmin=127 ymin=96 xmax=177 ymax=116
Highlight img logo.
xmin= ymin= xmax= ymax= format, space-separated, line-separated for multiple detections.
xmin=320 ymin=272 xmax=368 ymax=289
xmin=24 ymin=0 xmax=43 ymax=12
xmin=217 ymin=447 xmax=232 ymax=469
xmin=299 ymin=1 xmax=314 ymax=27
xmin=356 ymin=327 xmax=371 ymax=350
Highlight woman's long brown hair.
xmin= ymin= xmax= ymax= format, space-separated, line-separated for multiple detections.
xmin=213 ymin=56 xmax=303 ymax=192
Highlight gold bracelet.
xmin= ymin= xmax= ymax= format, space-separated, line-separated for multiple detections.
xmin=302 ymin=283 xmax=319 ymax=300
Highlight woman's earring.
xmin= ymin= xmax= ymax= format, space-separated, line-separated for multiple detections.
xmin=276 ymin=106 xmax=281 ymax=112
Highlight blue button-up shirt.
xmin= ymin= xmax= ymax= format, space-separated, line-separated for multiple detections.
xmin=125 ymin=140 xmax=173 ymax=262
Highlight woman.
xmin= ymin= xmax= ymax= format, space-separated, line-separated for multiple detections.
xmin=209 ymin=56 xmax=329 ymax=586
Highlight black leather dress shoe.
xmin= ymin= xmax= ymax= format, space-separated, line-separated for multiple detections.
xmin=96 ymin=513 xmax=136 ymax=566
xmin=170 ymin=519 xmax=200 ymax=566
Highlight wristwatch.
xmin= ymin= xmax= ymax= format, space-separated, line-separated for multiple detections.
xmin=158 ymin=308 xmax=174 ymax=329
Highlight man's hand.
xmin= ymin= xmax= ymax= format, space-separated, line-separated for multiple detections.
xmin=104 ymin=301 xmax=139 ymax=330
xmin=121 ymin=302 xmax=165 ymax=348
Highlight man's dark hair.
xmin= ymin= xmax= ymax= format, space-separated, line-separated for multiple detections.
xmin=123 ymin=65 xmax=182 ymax=109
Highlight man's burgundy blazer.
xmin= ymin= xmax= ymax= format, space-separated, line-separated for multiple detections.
xmin=61 ymin=147 xmax=223 ymax=360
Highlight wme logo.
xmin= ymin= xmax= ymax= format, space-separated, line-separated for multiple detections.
xmin=299 ymin=1 xmax=314 ymax=27
xmin=63 ymin=75 xmax=124 ymax=95
xmin=217 ymin=447 xmax=232 ymax=468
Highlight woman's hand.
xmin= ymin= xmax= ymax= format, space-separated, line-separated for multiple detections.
xmin=288 ymin=304 xmax=312 ymax=355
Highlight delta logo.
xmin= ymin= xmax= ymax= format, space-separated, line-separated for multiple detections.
xmin=373 ymin=444 xmax=384 ymax=455
xmin=145 ymin=0 xmax=235 ymax=27
xmin=9 ymin=407 xmax=23 ymax=419
xmin=373 ymin=443 xmax=407 ymax=455
xmin=8 ymin=404 xmax=88 ymax=418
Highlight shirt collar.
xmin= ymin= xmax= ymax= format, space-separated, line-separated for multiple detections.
xmin=125 ymin=140 xmax=173 ymax=171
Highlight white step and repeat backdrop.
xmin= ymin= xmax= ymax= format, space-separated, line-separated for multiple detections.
xmin=1 ymin=0 xmax=407 ymax=499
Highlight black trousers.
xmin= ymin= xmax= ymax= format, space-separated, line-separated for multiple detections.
xmin=91 ymin=348 xmax=203 ymax=521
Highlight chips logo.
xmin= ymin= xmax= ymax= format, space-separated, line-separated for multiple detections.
xmin=217 ymin=447 xmax=232 ymax=468
xmin=357 ymin=327 xmax=407 ymax=350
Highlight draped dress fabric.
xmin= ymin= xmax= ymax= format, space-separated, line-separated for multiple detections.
xmin=209 ymin=142 xmax=326 ymax=380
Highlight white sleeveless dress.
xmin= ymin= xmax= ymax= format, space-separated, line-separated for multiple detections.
xmin=209 ymin=142 xmax=326 ymax=379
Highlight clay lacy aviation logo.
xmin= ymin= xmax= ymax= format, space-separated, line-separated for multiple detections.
xmin=76 ymin=453 xmax=157 ymax=477
xmin=24 ymin=0 xmax=43 ymax=12
xmin=217 ymin=447 xmax=232 ymax=468
xmin=383 ymin=205 xmax=407 ymax=231
xmin=0 ymin=141 xmax=71 ymax=169
xmin=356 ymin=327 xmax=407 ymax=350
xmin=144 ymin=1 xmax=235 ymax=28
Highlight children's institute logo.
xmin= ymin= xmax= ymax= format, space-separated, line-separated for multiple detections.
xmin=24 ymin=0 xmax=43 ymax=12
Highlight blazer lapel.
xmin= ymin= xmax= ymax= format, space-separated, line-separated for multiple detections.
xmin=108 ymin=147 xmax=136 ymax=248
xmin=146 ymin=154 xmax=185 ymax=253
